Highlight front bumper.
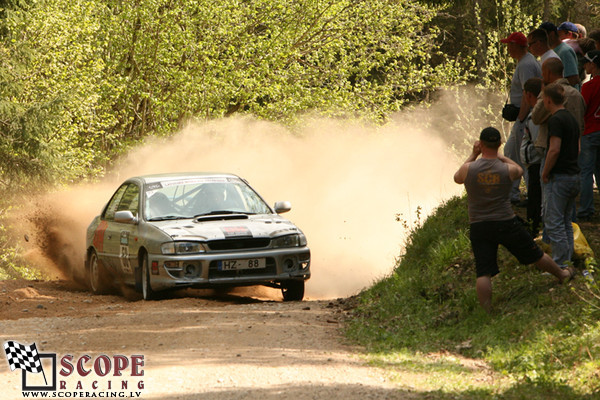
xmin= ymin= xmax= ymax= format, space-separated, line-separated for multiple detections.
xmin=147 ymin=247 xmax=311 ymax=291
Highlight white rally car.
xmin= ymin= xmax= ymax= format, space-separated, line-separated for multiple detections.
xmin=85 ymin=173 xmax=310 ymax=300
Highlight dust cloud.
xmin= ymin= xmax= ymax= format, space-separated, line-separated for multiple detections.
xmin=16 ymin=86 xmax=498 ymax=299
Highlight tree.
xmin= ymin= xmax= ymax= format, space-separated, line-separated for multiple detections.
xmin=0 ymin=0 xmax=466 ymax=184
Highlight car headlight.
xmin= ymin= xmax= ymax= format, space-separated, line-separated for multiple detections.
xmin=161 ymin=242 xmax=207 ymax=255
xmin=272 ymin=233 xmax=307 ymax=248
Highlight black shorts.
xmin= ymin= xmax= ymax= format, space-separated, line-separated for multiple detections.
xmin=469 ymin=217 xmax=544 ymax=278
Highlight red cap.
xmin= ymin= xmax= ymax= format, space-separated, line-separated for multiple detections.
xmin=500 ymin=32 xmax=527 ymax=47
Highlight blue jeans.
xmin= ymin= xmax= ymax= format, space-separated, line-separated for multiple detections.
xmin=578 ymin=131 xmax=600 ymax=217
xmin=504 ymin=120 xmax=528 ymax=201
xmin=543 ymin=174 xmax=580 ymax=267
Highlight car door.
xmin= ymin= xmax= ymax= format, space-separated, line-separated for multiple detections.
xmin=103 ymin=183 xmax=141 ymax=281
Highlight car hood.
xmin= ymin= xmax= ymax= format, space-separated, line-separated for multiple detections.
xmin=150 ymin=214 xmax=301 ymax=241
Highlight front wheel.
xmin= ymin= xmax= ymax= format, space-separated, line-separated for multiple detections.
xmin=88 ymin=249 xmax=110 ymax=294
xmin=281 ymin=280 xmax=305 ymax=301
xmin=141 ymin=253 xmax=155 ymax=300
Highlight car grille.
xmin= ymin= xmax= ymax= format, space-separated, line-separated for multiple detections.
xmin=208 ymin=258 xmax=276 ymax=279
xmin=207 ymin=238 xmax=271 ymax=251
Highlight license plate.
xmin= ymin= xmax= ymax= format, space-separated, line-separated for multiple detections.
xmin=218 ymin=258 xmax=266 ymax=271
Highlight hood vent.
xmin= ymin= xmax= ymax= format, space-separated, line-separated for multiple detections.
xmin=194 ymin=214 xmax=249 ymax=222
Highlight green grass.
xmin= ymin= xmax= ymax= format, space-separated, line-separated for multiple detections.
xmin=344 ymin=195 xmax=600 ymax=399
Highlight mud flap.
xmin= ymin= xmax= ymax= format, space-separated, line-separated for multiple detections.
xmin=134 ymin=265 xmax=142 ymax=292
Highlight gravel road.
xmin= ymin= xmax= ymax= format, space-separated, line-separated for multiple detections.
xmin=0 ymin=280 xmax=422 ymax=400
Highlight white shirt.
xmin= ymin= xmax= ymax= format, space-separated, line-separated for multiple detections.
xmin=540 ymin=49 xmax=560 ymax=64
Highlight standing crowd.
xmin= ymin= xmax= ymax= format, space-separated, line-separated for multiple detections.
xmin=454 ymin=20 xmax=600 ymax=312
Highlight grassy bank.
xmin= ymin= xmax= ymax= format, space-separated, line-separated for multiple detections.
xmin=344 ymin=195 xmax=600 ymax=399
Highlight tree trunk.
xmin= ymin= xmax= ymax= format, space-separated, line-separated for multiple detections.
xmin=543 ymin=0 xmax=551 ymax=22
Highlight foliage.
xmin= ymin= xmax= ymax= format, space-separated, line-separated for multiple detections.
xmin=1 ymin=1 xmax=599 ymax=184
xmin=0 ymin=0 xmax=465 ymax=185
xmin=345 ymin=195 xmax=600 ymax=398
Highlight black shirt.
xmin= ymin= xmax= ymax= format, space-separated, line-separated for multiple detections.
xmin=547 ymin=109 xmax=580 ymax=175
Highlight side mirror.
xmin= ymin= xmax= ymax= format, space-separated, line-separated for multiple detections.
xmin=274 ymin=201 xmax=292 ymax=214
xmin=114 ymin=210 xmax=138 ymax=224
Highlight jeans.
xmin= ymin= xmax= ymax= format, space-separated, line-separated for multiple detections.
xmin=543 ymin=174 xmax=580 ymax=267
xmin=527 ymin=164 xmax=542 ymax=236
xmin=578 ymin=131 xmax=600 ymax=217
xmin=504 ymin=120 xmax=528 ymax=201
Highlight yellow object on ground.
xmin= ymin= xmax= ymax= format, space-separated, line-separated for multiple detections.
xmin=573 ymin=222 xmax=595 ymax=259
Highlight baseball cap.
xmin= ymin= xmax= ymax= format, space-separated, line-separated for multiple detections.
xmin=584 ymin=50 xmax=600 ymax=67
xmin=557 ymin=21 xmax=578 ymax=33
xmin=500 ymin=32 xmax=527 ymax=47
xmin=480 ymin=127 xmax=501 ymax=143
xmin=540 ymin=22 xmax=557 ymax=32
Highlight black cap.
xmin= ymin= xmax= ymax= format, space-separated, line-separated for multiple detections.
xmin=540 ymin=21 xmax=557 ymax=32
xmin=480 ymin=127 xmax=501 ymax=143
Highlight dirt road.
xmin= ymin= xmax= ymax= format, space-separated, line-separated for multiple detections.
xmin=0 ymin=280 xmax=419 ymax=399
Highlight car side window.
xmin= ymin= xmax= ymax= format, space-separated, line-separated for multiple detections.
xmin=116 ymin=184 xmax=140 ymax=217
xmin=103 ymin=184 xmax=128 ymax=221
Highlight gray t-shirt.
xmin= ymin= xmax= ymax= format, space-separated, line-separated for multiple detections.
xmin=464 ymin=158 xmax=515 ymax=223
xmin=510 ymin=52 xmax=542 ymax=107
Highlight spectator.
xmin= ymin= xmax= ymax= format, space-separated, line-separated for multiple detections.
xmin=589 ymin=29 xmax=600 ymax=50
xmin=575 ymin=23 xmax=587 ymax=38
xmin=578 ymin=50 xmax=600 ymax=221
xmin=528 ymin=29 xmax=560 ymax=64
xmin=541 ymin=83 xmax=581 ymax=268
xmin=501 ymin=32 xmax=542 ymax=204
xmin=558 ymin=21 xmax=580 ymax=41
xmin=531 ymin=58 xmax=586 ymax=156
xmin=541 ymin=22 xmax=581 ymax=87
xmin=454 ymin=127 xmax=575 ymax=312
xmin=520 ymin=78 xmax=544 ymax=237
xmin=578 ymin=38 xmax=598 ymax=82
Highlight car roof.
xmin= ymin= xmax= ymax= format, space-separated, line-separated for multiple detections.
xmin=130 ymin=172 xmax=241 ymax=185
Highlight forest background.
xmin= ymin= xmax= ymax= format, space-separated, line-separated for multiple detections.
xmin=1 ymin=0 xmax=599 ymax=186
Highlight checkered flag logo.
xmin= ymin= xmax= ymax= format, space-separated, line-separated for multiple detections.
xmin=3 ymin=341 xmax=44 ymax=374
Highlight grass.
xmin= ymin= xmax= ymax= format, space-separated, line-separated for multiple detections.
xmin=344 ymin=195 xmax=600 ymax=399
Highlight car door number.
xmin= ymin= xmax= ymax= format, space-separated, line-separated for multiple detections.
xmin=218 ymin=259 xmax=266 ymax=271
xmin=120 ymin=244 xmax=132 ymax=274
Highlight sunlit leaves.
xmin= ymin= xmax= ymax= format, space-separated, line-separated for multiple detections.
xmin=0 ymin=0 xmax=464 ymax=183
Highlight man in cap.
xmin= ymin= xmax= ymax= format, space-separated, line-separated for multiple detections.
xmin=558 ymin=21 xmax=580 ymax=42
xmin=501 ymin=32 xmax=542 ymax=204
xmin=454 ymin=127 xmax=575 ymax=312
xmin=527 ymin=28 xmax=560 ymax=64
xmin=541 ymin=22 xmax=581 ymax=87
xmin=578 ymin=50 xmax=600 ymax=220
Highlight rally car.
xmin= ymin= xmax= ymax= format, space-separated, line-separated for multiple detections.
xmin=85 ymin=173 xmax=310 ymax=300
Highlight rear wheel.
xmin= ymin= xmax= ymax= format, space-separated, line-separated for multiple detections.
xmin=141 ymin=253 xmax=155 ymax=300
xmin=281 ymin=280 xmax=304 ymax=301
xmin=88 ymin=250 xmax=110 ymax=294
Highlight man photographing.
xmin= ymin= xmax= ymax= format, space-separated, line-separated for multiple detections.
xmin=454 ymin=127 xmax=575 ymax=312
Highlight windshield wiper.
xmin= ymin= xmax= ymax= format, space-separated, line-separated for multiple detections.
xmin=193 ymin=210 xmax=240 ymax=218
xmin=147 ymin=215 xmax=187 ymax=221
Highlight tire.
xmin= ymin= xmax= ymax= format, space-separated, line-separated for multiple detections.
xmin=88 ymin=249 xmax=110 ymax=294
xmin=141 ymin=252 xmax=155 ymax=300
xmin=281 ymin=280 xmax=305 ymax=301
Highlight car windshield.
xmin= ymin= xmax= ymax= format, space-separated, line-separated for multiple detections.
xmin=144 ymin=177 xmax=272 ymax=221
